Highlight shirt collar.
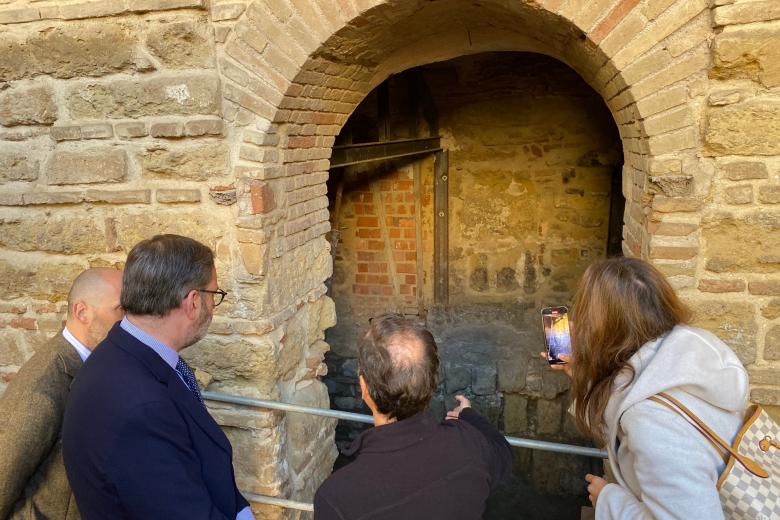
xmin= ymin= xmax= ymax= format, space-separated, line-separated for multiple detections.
xmin=62 ymin=326 xmax=92 ymax=362
xmin=344 ymin=411 xmax=439 ymax=456
xmin=120 ymin=316 xmax=179 ymax=371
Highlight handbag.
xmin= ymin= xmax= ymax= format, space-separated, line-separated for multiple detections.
xmin=649 ymin=392 xmax=780 ymax=520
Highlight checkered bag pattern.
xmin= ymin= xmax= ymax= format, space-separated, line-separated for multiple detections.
xmin=718 ymin=406 xmax=780 ymax=520
xmin=650 ymin=394 xmax=780 ymax=520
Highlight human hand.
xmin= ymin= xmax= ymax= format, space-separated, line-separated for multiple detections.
xmin=445 ymin=395 xmax=471 ymax=420
xmin=585 ymin=473 xmax=608 ymax=507
xmin=539 ymin=352 xmax=573 ymax=378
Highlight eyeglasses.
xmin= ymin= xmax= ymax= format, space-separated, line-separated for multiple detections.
xmin=198 ymin=289 xmax=227 ymax=307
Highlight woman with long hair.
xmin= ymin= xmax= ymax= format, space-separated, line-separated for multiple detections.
xmin=549 ymin=257 xmax=748 ymax=519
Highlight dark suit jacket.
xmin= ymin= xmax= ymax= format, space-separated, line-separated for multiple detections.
xmin=0 ymin=332 xmax=81 ymax=520
xmin=314 ymin=409 xmax=512 ymax=520
xmin=62 ymin=323 xmax=249 ymax=520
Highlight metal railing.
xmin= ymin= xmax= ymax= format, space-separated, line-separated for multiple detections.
xmin=202 ymin=390 xmax=607 ymax=512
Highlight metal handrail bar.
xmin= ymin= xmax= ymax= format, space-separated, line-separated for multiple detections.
xmin=243 ymin=491 xmax=313 ymax=512
xmin=202 ymin=391 xmax=608 ymax=459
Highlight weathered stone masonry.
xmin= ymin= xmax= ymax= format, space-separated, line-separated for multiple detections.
xmin=1 ymin=0 xmax=780 ymax=516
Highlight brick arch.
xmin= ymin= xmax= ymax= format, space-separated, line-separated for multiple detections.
xmin=222 ymin=0 xmax=709 ymax=267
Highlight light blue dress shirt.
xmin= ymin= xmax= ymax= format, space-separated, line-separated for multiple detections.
xmin=119 ymin=317 xmax=256 ymax=520
xmin=62 ymin=326 xmax=92 ymax=362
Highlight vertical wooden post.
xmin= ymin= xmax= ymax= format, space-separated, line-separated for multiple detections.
xmin=434 ymin=150 xmax=449 ymax=306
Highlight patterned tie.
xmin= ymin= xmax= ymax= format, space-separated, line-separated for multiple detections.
xmin=175 ymin=358 xmax=203 ymax=404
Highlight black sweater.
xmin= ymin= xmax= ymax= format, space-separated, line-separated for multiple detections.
xmin=314 ymin=408 xmax=512 ymax=520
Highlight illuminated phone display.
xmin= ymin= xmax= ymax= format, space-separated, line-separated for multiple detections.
xmin=542 ymin=306 xmax=571 ymax=365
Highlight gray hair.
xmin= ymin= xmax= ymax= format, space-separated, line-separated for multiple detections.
xmin=121 ymin=234 xmax=214 ymax=317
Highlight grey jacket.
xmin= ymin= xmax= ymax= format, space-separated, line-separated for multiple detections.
xmin=0 ymin=332 xmax=81 ymax=520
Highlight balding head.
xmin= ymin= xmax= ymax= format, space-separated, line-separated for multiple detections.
xmin=66 ymin=268 xmax=123 ymax=349
xmin=358 ymin=314 xmax=439 ymax=421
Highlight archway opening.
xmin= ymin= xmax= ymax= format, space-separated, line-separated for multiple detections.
xmin=322 ymin=51 xmax=623 ymax=518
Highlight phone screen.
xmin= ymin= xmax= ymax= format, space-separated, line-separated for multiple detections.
xmin=542 ymin=306 xmax=571 ymax=365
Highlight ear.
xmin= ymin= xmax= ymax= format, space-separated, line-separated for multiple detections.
xmin=182 ymin=289 xmax=200 ymax=320
xmin=359 ymin=375 xmax=371 ymax=403
xmin=72 ymin=301 xmax=90 ymax=325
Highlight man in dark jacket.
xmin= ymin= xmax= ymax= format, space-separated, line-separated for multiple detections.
xmin=62 ymin=235 xmax=253 ymax=520
xmin=314 ymin=314 xmax=512 ymax=520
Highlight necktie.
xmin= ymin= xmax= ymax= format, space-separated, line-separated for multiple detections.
xmin=175 ymin=358 xmax=203 ymax=404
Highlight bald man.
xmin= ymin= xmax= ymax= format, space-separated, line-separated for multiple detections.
xmin=0 ymin=268 xmax=123 ymax=520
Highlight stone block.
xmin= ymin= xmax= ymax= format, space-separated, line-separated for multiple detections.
xmin=67 ymin=74 xmax=220 ymax=119
xmin=472 ymin=364 xmax=497 ymax=395
xmin=702 ymin=211 xmax=780 ymax=273
xmin=748 ymin=281 xmax=780 ymax=296
xmin=444 ymin=362 xmax=471 ymax=393
xmin=84 ymin=190 xmax=151 ymax=204
xmin=185 ymin=118 xmax=224 ymax=136
xmin=690 ymin=300 xmax=757 ymax=364
xmin=47 ymin=149 xmax=127 ymax=185
xmin=50 ymin=126 xmax=82 ymax=141
xmin=115 ymin=122 xmax=148 ymax=139
xmin=652 ymin=196 xmax=703 ymax=213
xmin=723 ymin=185 xmax=753 ymax=205
xmin=0 ymin=85 xmax=57 ymax=126
xmin=647 ymin=221 xmax=697 ymax=237
xmin=719 ymin=161 xmax=768 ymax=181
xmin=0 ymin=215 xmax=107 ymax=254
xmin=0 ymin=152 xmax=38 ymax=182
xmin=705 ymin=100 xmax=780 ymax=156
xmin=113 ymin=211 xmax=224 ymax=251
xmin=211 ymin=3 xmax=246 ymax=21
xmin=751 ymin=388 xmax=780 ymax=407
xmin=38 ymin=0 xmax=126 ymax=20
xmin=748 ymin=368 xmax=780 ymax=386
xmin=759 ymin=186 xmax=780 ymax=204
xmin=182 ymin=337 xmax=278 ymax=394
xmin=762 ymin=299 xmax=780 ymax=320
xmin=713 ymin=1 xmax=780 ymax=26
xmin=765 ymin=326 xmax=780 ymax=361
xmin=140 ymin=143 xmax=229 ymax=180
xmin=536 ymin=398 xmax=563 ymax=435
xmin=150 ymin=122 xmax=184 ymax=138
xmin=130 ymin=0 xmax=206 ymax=12
xmin=285 ymin=381 xmax=336 ymax=474
xmin=709 ymin=89 xmax=742 ymax=106
xmin=648 ymin=175 xmax=692 ymax=197
xmin=712 ymin=27 xmax=780 ymax=88
xmin=0 ymin=260 xmax=84 ymax=302
xmin=21 ymin=192 xmax=83 ymax=205
xmin=504 ymin=394 xmax=528 ymax=434
xmin=497 ymin=355 xmax=528 ymax=393
xmin=156 ymin=189 xmax=201 ymax=203
xmin=146 ymin=20 xmax=214 ymax=69
xmin=80 ymin=124 xmax=113 ymax=139
xmin=698 ymin=279 xmax=745 ymax=293
xmin=0 ymin=24 xmax=136 ymax=81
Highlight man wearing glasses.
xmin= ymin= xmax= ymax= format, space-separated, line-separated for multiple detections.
xmin=63 ymin=234 xmax=254 ymax=520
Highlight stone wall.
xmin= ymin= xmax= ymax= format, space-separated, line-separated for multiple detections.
xmin=0 ymin=0 xmax=779 ymax=515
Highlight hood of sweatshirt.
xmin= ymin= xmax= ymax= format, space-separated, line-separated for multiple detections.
xmin=603 ymin=324 xmax=748 ymax=455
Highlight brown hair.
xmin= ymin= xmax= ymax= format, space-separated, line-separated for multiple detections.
xmin=570 ymin=257 xmax=691 ymax=444
xmin=358 ymin=314 xmax=439 ymax=421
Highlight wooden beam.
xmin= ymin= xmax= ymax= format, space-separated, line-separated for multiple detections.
xmin=433 ymin=150 xmax=449 ymax=306
xmin=330 ymin=137 xmax=441 ymax=169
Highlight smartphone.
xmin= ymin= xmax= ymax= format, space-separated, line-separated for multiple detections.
xmin=542 ymin=306 xmax=572 ymax=365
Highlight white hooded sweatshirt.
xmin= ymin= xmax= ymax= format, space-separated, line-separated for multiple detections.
xmin=596 ymin=325 xmax=749 ymax=520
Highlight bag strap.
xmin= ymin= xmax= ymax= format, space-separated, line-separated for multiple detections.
xmin=649 ymin=392 xmax=769 ymax=479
